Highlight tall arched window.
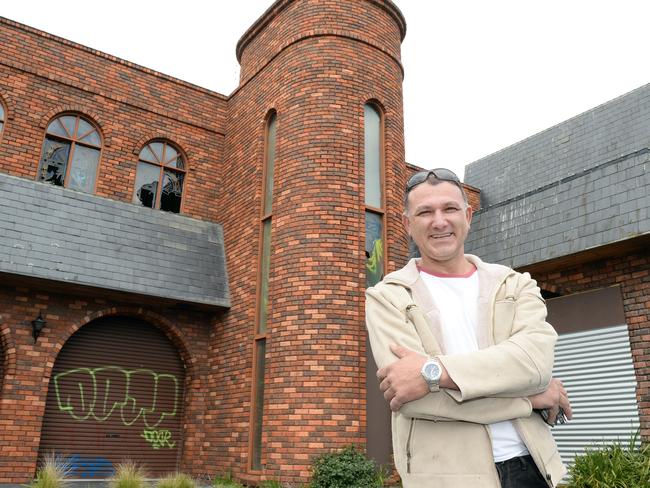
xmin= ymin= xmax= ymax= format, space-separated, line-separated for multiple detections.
xmin=38 ymin=114 xmax=102 ymax=193
xmin=364 ymin=103 xmax=385 ymax=287
xmin=133 ymin=141 xmax=186 ymax=213
xmin=0 ymin=100 xmax=6 ymax=140
xmin=250 ymin=111 xmax=276 ymax=471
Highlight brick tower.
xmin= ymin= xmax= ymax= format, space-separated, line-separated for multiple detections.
xmin=214 ymin=0 xmax=407 ymax=483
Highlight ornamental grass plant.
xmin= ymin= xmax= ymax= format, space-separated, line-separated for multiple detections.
xmin=212 ymin=474 xmax=245 ymax=488
xmin=566 ymin=432 xmax=650 ymax=488
xmin=108 ymin=461 xmax=149 ymax=488
xmin=31 ymin=454 xmax=71 ymax=488
xmin=156 ymin=473 xmax=196 ymax=488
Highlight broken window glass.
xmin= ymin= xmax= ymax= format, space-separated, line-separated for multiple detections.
xmin=39 ymin=138 xmax=71 ymax=186
xmin=133 ymin=162 xmax=160 ymax=208
xmin=134 ymin=141 xmax=186 ymax=213
xmin=39 ymin=114 xmax=102 ymax=193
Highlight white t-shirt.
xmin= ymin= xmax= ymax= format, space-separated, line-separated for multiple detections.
xmin=420 ymin=267 xmax=529 ymax=462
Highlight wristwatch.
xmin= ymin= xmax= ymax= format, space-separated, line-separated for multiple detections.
xmin=420 ymin=358 xmax=442 ymax=392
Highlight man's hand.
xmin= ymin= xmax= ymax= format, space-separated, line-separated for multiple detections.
xmin=528 ymin=378 xmax=573 ymax=425
xmin=376 ymin=345 xmax=429 ymax=411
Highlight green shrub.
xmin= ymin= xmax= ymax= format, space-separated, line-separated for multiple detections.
xmin=109 ymin=461 xmax=149 ymax=488
xmin=31 ymin=454 xmax=71 ymax=488
xmin=310 ymin=445 xmax=382 ymax=488
xmin=566 ymin=435 xmax=650 ymax=488
xmin=156 ymin=473 xmax=196 ymax=488
xmin=212 ymin=474 xmax=245 ymax=488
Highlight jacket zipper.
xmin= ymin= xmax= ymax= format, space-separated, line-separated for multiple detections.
xmin=406 ymin=417 xmax=416 ymax=474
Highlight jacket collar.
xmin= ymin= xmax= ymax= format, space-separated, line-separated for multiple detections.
xmin=383 ymin=255 xmax=515 ymax=351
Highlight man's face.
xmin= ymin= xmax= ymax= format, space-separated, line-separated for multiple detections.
xmin=402 ymin=181 xmax=473 ymax=271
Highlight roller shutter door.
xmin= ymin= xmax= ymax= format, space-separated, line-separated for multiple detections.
xmin=546 ymin=286 xmax=641 ymax=470
xmin=551 ymin=324 xmax=641 ymax=466
xmin=38 ymin=316 xmax=185 ymax=478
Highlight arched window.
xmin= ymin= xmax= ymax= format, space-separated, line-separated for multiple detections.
xmin=364 ymin=103 xmax=385 ymax=288
xmin=133 ymin=141 xmax=186 ymax=213
xmin=0 ymin=100 xmax=5 ymax=140
xmin=38 ymin=114 xmax=102 ymax=193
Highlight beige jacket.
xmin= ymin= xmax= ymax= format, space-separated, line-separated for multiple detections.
xmin=366 ymin=255 xmax=566 ymax=487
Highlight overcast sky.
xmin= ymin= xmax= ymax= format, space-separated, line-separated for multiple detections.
xmin=2 ymin=0 xmax=649 ymax=181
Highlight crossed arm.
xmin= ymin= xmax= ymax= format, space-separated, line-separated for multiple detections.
xmin=366 ymin=282 xmax=572 ymax=425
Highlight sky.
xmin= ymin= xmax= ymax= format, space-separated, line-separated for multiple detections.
xmin=2 ymin=0 xmax=649 ymax=181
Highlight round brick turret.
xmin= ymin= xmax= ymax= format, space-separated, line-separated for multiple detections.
xmin=217 ymin=0 xmax=408 ymax=484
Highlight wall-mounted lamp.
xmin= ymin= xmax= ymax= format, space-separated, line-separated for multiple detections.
xmin=31 ymin=312 xmax=47 ymax=343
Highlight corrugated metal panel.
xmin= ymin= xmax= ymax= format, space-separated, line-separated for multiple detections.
xmin=37 ymin=317 xmax=185 ymax=478
xmin=551 ymin=324 xmax=641 ymax=467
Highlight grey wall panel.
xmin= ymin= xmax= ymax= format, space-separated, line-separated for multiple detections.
xmin=0 ymin=172 xmax=230 ymax=307
xmin=465 ymin=149 xmax=650 ymax=268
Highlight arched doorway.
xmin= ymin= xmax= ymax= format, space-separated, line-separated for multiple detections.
xmin=38 ymin=316 xmax=186 ymax=478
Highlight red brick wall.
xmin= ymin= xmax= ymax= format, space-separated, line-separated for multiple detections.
xmin=0 ymin=18 xmax=225 ymax=221
xmin=529 ymin=251 xmax=650 ymax=440
xmin=214 ymin=0 xmax=407 ymax=483
xmin=0 ymin=0 xmax=409 ymax=484
xmin=0 ymin=284 xmax=214 ymax=482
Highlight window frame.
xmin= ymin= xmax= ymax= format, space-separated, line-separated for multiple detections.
xmin=363 ymin=102 xmax=387 ymax=288
xmin=0 ymin=98 xmax=6 ymax=143
xmin=133 ymin=139 xmax=187 ymax=214
xmin=248 ymin=110 xmax=277 ymax=472
xmin=38 ymin=113 xmax=103 ymax=193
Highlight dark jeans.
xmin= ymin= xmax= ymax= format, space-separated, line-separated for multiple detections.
xmin=495 ymin=455 xmax=549 ymax=488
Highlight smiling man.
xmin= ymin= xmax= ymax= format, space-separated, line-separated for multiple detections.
xmin=365 ymin=169 xmax=572 ymax=488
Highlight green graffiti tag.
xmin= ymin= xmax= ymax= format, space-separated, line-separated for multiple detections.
xmin=54 ymin=366 xmax=180 ymax=429
xmin=141 ymin=428 xmax=176 ymax=449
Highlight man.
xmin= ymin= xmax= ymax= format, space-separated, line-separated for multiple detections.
xmin=365 ymin=169 xmax=572 ymax=488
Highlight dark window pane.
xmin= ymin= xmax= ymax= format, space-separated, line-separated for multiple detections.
xmin=364 ymin=104 xmax=382 ymax=208
xmin=68 ymin=145 xmax=100 ymax=193
xmin=0 ymin=121 xmax=3 ymax=134
xmin=159 ymin=170 xmax=184 ymax=213
xmin=365 ymin=211 xmax=384 ymax=288
xmin=133 ymin=162 xmax=160 ymax=208
xmin=263 ymin=113 xmax=276 ymax=215
xmin=251 ymin=339 xmax=266 ymax=470
xmin=46 ymin=118 xmax=69 ymax=138
xmin=0 ymin=104 xmax=4 ymax=120
xmin=39 ymin=138 xmax=71 ymax=186
xmin=258 ymin=219 xmax=272 ymax=334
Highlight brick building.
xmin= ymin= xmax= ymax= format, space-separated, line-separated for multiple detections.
xmin=0 ymin=0 xmax=412 ymax=484
xmin=0 ymin=0 xmax=647 ymax=485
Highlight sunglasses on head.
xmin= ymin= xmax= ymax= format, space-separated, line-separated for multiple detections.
xmin=406 ymin=168 xmax=461 ymax=193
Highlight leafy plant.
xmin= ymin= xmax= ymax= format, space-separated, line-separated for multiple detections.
xmin=157 ymin=473 xmax=196 ymax=488
xmin=310 ymin=445 xmax=382 ymax=488
xmin=566 ymin=433 xmax=650 ymax=488
xmin=108 ymin=461 xmax=149 ymax=488
xmin=31 ymin=454 xmax=71 ymax=488
xmin=212 ymin=474 xmax=245 ymax=488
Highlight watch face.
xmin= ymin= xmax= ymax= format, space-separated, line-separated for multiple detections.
xmin=424 ymin=362 xmax=441 ymax=380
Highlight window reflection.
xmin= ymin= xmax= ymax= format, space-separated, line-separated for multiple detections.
xmin=38 ymin=114 xmax=101 ymax=193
